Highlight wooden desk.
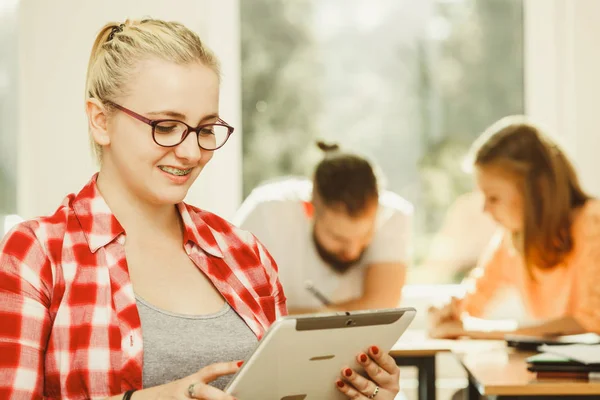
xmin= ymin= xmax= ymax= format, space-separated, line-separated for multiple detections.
xmin=391 ymin=330 xmax=454 ymax=357
xmin=390 ymin=331 xmax=504 ymax=400
xmin=391 ymin=331 xmax=449 ymax=400
xmin=456 ymin=347 xmax=600 ymax=399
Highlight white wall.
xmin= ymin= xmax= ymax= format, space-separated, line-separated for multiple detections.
xmin=16 ymin=0 xmax=241 ymax=219
xmin=525 ymin=0 xmax=600 ymax=196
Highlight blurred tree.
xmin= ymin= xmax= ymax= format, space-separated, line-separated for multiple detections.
xmin=435 ymin=0 xmax=524 ymax=143
xmin=241 ymin=0 xmax=321 ymax=196
xmin=416 ymin=0 xmax=524 ymax=262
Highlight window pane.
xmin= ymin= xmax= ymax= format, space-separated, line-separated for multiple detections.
xmin=0 ymin=4 xmax=18 ymax=217
xmin=241 ymin=0 xmax=524 ymax=283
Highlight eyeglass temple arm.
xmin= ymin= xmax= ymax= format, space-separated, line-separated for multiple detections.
xmin=106 ymin=101 xmax=154 ymax=125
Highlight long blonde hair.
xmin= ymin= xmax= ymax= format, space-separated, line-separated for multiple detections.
xmin=471 ymin=116 xmax=591 ymax=273
xmin=85 ymin=18 xmax=220 ymax=163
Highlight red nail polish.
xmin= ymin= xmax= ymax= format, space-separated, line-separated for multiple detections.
xmin=344 ymin=368 xmax=352 ymax=377
xmin=336 ymin=380 xmax=344 ymax=388
xmin=237 ymin=361 xmax=244 ymax=367
xmin=360 ymin=353 xmax=368 ymax=363
xmin=371 ymin=346 xmax=380 ymax=355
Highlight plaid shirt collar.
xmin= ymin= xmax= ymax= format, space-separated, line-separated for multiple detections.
xmin=71 ymin=173 xmax=223 ymax=258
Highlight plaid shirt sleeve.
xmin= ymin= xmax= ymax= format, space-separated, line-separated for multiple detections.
xmin=255 ymin=239 xmax=288 ymax=319
xmin=0 ymin=223 xmax=54 ymax=400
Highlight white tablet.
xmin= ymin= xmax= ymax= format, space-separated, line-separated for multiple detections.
xmin=225 ymin=307 xmax=416 ymax=399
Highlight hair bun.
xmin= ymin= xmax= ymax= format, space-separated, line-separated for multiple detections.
xmin=316 ymin=140 xmax=340 ymax=154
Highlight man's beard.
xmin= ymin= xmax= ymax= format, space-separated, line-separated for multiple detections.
xmin=312 ymin=231 xmax=365 ymax=274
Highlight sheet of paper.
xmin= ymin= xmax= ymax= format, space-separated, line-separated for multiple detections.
xmin=539 ymin=344 xmax=600 ymax=365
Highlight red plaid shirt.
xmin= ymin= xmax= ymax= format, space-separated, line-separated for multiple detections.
xmin=0 ymin=175 xmax=287 ymax=399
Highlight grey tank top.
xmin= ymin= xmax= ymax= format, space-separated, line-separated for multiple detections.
xmin=136 ymin=296 xmax=258 ymax=390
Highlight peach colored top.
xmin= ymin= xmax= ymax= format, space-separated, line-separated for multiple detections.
xmin=461 ymin=199 xmax=600 ymax=333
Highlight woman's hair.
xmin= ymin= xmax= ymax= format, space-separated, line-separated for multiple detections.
xmin=85 ymin=18 xmax=220 ymax=163
xmin=470 ymin=115 xmax=591 ymax=272
xmin=312 ymin=141 xmax=379 ymax=217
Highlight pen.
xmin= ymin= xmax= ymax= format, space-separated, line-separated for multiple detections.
xmin=305 ymin=280 xmax=332 ymax=306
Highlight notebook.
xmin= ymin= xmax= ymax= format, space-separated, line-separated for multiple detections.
xmin=538 ymin=343 xmax=600 ymax=365
xmin=505 ymin=333 xmax=600 ymax=352
xmin=527 ymin=352 xmax=600 ymax=372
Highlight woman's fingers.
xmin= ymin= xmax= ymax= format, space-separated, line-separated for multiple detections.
xmin=336 ymin=348 xmax=401 ymax=400
xmin=335 ymin=379 xmax=366 ymax=399
xmin=450 ymin=297 xmax=462 ymax=319
xmin=427 ymin=306 xmax=442 ymax=327
xmin=430 ymin=320 xmax=465 ymax=339
xmin=195 ymin=361 xmax=241 ymax=383
xmin=368 ymin=346 xmax=399 ymax=376
xmin=187 ymin=381 xmax=236 ymax=400
xmin=429 ymin=297 xmax=463 ymax=330
xmin=441 ymin=301 xmax=456 ymax=321
xmin=340 ymin=367 xmax=379 ymax=399
xmin=356 ymin=351 xmax=394 ymax=388
xmin=429 ymin=303 xmax=452 ymax=325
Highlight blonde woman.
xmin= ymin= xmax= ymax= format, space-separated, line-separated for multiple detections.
xmin=0 ymin=19 xmax=400 ymax=400
xmin=429 ymin=116 xmax=600 ymax=339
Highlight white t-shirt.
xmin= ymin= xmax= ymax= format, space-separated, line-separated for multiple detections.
xmin=234 ymin=178 xmax=413 ymax=310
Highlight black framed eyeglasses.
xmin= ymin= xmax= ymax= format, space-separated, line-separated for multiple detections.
xmin=106 ymin=101 xmax=234 ymax=151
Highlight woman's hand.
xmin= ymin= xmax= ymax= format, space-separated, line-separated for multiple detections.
xmin=428 ymin=297 xmax=466 ymax=339
xmin=428 ymin=297 xmax=462 ymax=325
xmin=335 ymin=346 xmax=400 ymax=399
xmin=428 ymin=296 xmax=463 ymax=336
xmin=429 ymin=318 xmax=466 ymax=339
xmin=154 ymin=360 xmax=242 ymax=399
